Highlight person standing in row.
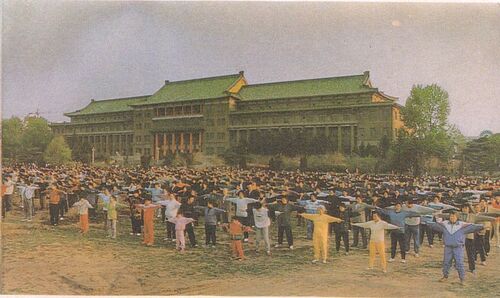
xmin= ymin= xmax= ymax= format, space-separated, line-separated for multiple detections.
xmin=253 ymin=202 xmax=271 ymax=255
xmin=135 ymin=198 xmax=162 ymax=246
xmin=45 ymin=185 xmax=66 ymax=226
xmin=300 ymin=205 xmax=342 ymax=264
xmin=352 ymin=212 xmax=399 ymax=273
xmin=225 ymin=191 xmax=259 ymax=243
xmin=72 ymin=197 xmax=94 ymax=234
xmin=429 ymin=211 xmax=484 ymax=286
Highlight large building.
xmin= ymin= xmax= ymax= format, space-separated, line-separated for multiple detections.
xmin=50 ymin=71 xmax=404 ymax=161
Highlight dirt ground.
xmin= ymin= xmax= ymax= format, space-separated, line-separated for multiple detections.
xmin=1 ymin=199 xmax=499 ymax=297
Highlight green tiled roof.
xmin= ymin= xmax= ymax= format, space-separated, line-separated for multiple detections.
xmin=133 ymin=73 xmax=242 ymax=105
xmin=65 ymin=95 xmax=149 ymax=116
xmin=238 ymin=72 xmax=377 ymax=101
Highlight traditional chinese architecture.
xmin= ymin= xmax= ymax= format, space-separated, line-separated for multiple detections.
xmin=50 ymin=71 xmax=403 ymax=161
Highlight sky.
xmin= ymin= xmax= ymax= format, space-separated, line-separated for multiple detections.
xmin=2 ymin=1 xmax=499 ymax=136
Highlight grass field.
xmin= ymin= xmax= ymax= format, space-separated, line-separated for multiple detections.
xmin=1 ymin=198 xmax=499 ymax=296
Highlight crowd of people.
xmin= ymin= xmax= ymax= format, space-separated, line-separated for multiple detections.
xmin=2 ymin=163 xmax=499 ymax=285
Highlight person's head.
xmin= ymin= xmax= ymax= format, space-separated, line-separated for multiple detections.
xmin=407 ymin=199 xmax=414 ymax=207
xmin=133 ymin=190 xmax=140 ymax=197
xmin=373 ymin=212 xmax=381 ymax=222
xmin=461 ymin=204 xmax=471 ymax=213
xmin=176 ymin=210 xmax=183 ymax=217
xmin=232 ymin=217 xmax=240 ymax=224
xmin=318 ymin=205 xmax=326 ymax=215
xmin=281 ymin=196 xmax=288 ymax=205
xmin=339 ymin=203 xmax=346 ymax=212
xmin=207 ymin=201 xmax=214 ymax=208
xmin=310 ymin=194 xmax=317 ymax=202
xmin=238 ymin=191 xmax=245 ymax=198
xmin=356 ymin=195 xmax=363 ymax=204
xmin=433 ymin=196 xmax=440 ymax=203
xmin=255 ymin=202 xmax=263 ymax=210
xmin=187 ymin=196 xmax=195 ymax=204
xmin=144 ymin=198 xmax=152 ymax=205
xmin=449 ymin=211 xmax=459 ymax=223
xmin=395 ymin=202 xmax=402 ymax=212
xmin=474 ymin=204 xmax=481 ymax=213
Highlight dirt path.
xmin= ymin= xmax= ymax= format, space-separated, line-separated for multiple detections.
xmin=1 ymin=207 xmax=499 ymax=296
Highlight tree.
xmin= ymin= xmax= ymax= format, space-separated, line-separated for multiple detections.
xmin=396 ymin=84 xmax=456 ymax=175
xmin=1 ymin=117 xmax=23 ymax=160
xmin=43 ymin=136 xmax=72 ymax=165
xmin=462 ymin=133 xmax=500 ymax=174
xmin=20 ymin=117 xmax=54 ymax=163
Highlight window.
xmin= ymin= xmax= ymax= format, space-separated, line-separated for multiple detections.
xmin=174 ymin=106 xmax=183 ymax=115
xmin=217 ymin=118 xmax=226 ymax=126
xmin=217 ymin=147 xmax=225 ymax=154
xmin=359 ymin=128 xmax=365 ymax=138
xmin=370 ymin=128 xmax=376 ymax=137
xmin=206 ymin=147 xmax=214 ymax=155
xmin=166 ymin=107 xmax=174 ymax=116
xmin=193 ymin=105 xmax=201 ymax=114
xmin=136 ymin=136 xmax=142 ymax=142
xmin=217 ymin=133 xmax=225 ymax=140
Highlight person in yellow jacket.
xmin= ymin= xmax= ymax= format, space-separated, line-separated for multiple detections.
xmin=300 ymin=205 xmax=342 ymax=264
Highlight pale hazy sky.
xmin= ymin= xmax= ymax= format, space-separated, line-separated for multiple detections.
xmin=2 ymin=1 xmax=499 ymax=136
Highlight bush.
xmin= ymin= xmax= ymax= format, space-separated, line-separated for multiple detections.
xmin=43 ymin=136 xmax=72 ymax=165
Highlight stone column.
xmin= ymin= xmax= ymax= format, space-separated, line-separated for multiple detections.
xmin=154 ymin=133 xmax=159 ymax=161
xmin=162 ymin=133 xmax=167 ymax=156
xmin=350 ymin=125 xmax=355 ymax=154
xmin=199 ymin=132 xmax=203 ymax=152
xmin=172 ymin=133 xmax=176 ymax=153
xmin=189 ymin=132 xmax=193 ymax=153
xmin=180 ymin=133 xmax=184 ymax=153
xmin=337 ymin=126 xmax=342 ymax=153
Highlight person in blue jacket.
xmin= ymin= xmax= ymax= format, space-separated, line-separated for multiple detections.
xmin=429 ymin=210 xmax=484 ymax=285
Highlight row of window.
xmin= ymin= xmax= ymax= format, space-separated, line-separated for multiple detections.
xmin=205 ymin=118 xmax=226 ymax=126
xmin=135 ymin=135 xmax=152 ymax=143
xmin=205 ymin=147 xmax=226 ymax=155
xmin=155 ymin=105 xmax=202 ymax=117
xmin=205 ymin=132 xmax=225 ymax=141
xmin=135 ymin=123 xmax=151 ymax=130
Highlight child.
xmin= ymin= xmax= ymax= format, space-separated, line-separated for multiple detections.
xmin=104 ymin=195 xmax=125 ymax=239
xmin=195 ymin=200 xmax=226 ymax=247
xmin=135 ymin=198 xmax=162 ymax=246
xmin=72 ymin=197 xmax=94 ymax=234
xmin=167 ymin=211 xmax=195 ymax=253
xmin=228 ymin=217 xmax=253 ymax=261
xmin=300 ymin=205 xmax=342 ymax=264
xmin=352 ymin=212 xmax=399 ymax=273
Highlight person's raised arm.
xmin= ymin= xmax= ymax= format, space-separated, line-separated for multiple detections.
xmin=461 ymin=223 xmax=484 ymax=234
xmin=325 ymin=214 xmax=343 ymax=223
xmin=352 ymin=222 xmax=372 ymax=229
xmin=384 ymin=222 xmax=399 ymax=230
xmin=428 ymin=222 xmax=444 ymax=233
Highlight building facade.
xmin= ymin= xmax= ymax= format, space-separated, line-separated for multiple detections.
xmin=50 ymin=71 xmax=403 ymax=161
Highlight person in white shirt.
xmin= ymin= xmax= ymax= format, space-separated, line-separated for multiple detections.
xmin=352 ymin=212 xmax=399 ymax=273
xmin=253 ymin=202 xmax=271 ymax=255
xmin=157 ymin=193 xmax=182 ymax=242
xmin=2 ymin=176 xmax=15 ymax=218
xmin=225 ymin=191 xmax=259 ymax=242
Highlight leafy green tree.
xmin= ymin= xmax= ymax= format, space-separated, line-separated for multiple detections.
xmin=462 ymin=134 xmax=500 ymax=174
xmin=397 ymin=84 xmax=456 ymax=175
xmin=1 ymin=117 xmax=23 ymax=160
xmin=20 ymin=117 xmax=54 ymax=162
xmin=43 ymin=136 xmax=72 ymax=165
